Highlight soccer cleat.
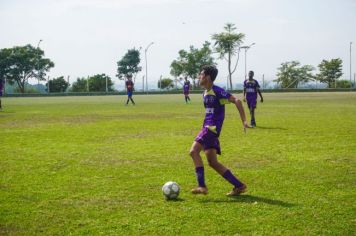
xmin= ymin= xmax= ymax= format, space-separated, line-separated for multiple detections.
xmin=191 ymin=186 xmax=208 ymax=195
xmin=226 ymin=184 xmax=247 ymax=196
xmin=250 ymin=119 xmax=256 ymax=127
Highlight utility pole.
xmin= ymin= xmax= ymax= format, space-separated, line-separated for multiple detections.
xmin=142 ymin=75 xmax=145 ymax=92
xmin=47 ymin=76 xmax=50 ymax=93
xmin=67 ymin=76 xmax=70 ymax=93
xmin=159 ymin=75 xmax=162 ymax=91
xmin=350 ymin=42 xmax=353 ymax=88
xmin=145 ymin=42 xmax=154 ymax=94
xmin=105 ymin=76 xmax=108 ymax=93
xmin=240 ymin=43 xmax=256 ymax=80
xmin=36 ymin=39 xmax=43 ymax=87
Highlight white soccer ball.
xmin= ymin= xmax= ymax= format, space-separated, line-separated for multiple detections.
xmin=162 ymin=181 xmax=180 ymax=200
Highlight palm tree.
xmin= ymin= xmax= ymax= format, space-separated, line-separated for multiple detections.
xmin=212 ymin=23 xmax=245 ymax=90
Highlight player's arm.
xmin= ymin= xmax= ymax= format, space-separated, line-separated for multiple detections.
xmin=228 ymin=95 xmax=249 ymax=132
xmin=243 ymin=84 xmax=246 ymax=102
xmin=257 ymin=88 xmax=263 ymax=103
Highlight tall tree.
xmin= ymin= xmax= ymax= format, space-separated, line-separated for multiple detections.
xmin=46 ymin=76 xmax=70 ymax=92
xmin=170 ymin=41 xmax=215 ymax=88
xmin=0 ymin=45 xmax=54 ymax=93
xmin=116 ymin=48 xmax=142 ymax=80
xmin=212 ymin=23 xmax=245 ymax=90
xmin=316 ymin=58 xmax=343 ymax=88
xmin=275 ymin=61 xmax=314 ymax=88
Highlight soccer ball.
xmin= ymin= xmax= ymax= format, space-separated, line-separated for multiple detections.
xmin=162 ymin=181 xmax=180 ymax=200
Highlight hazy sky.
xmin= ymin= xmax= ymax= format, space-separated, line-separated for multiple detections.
xmin=0 ymin=0 xmax=355 ymax=88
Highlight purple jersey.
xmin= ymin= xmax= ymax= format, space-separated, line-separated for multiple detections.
xmin=126 ymin=80 xmax=134 ymax=92
xmin=202 ymin=85 xmax=231 ymax=136
xmin=183 ymin=81 xmax=190 ymax=94
xmin=244 ymin=79 xmax=260 ymax=98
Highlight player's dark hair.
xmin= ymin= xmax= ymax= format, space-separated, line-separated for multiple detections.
xmin=202 ymin=65 xmax=218 ymax=81
xmin=249 ymin=71 xmax=254 ymax=76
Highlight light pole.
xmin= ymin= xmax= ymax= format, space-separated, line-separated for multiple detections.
xmin=105 ymin=75 xmax=108 ymax=93
xmin=145 ymin=42 xmax=154 ymax=93
xmin=350 ymin=42 xmax=353 ymax=87
xmin=240 ymin=43 xmax=256 ymax=80
xmin=37 ymin=39 xmax=43 ymax=87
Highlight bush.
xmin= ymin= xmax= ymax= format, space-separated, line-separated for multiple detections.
xmin=336 ymin=80 xmax=352 ymax=88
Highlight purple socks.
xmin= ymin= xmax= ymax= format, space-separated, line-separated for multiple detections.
xmin=195 ymin=167 xmax=206 ymax=187
xmin=223 ymin=169 xmax=244 ymax=188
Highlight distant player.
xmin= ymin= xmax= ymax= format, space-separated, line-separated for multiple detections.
xmin=243 ymin=71 xmax=263 ymax=127
xmin=125 ymin=75 xmax=135 ymax=105
xmin=183 ymin=77 xmax=191 ymax=104
xmin=189 ymin=65 xmax=249 ymax=196
xmin=0 ymin=79 xmax=4 ymax=110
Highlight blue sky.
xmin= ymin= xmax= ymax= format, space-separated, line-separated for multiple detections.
xmin=0 ymin=0 xmax=355 ymax=88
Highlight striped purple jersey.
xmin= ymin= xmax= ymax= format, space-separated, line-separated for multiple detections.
xmin=244 ymin=79 xmax=260 ymax=99
xmin=202 ymin=85 xmax=231 ymax=136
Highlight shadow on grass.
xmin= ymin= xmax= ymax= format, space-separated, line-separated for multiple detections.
xmin=165 ymin=198 xmax=185 ymax=202
xmin=199 ymin=195 xmax=295 ymax=207
xmin=255 ymin=126 xmax=288 ymax=130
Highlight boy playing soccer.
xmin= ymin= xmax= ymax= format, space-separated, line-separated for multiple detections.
xmin=189 ymin=65 xmax=249 ymax=196
xmin=183 ymin=77 xmax=191 ymax=104
xmin=243 ymin=71 xmax=263 ymax=127
xmin=125 ymin=75 xmax=135 ymax=105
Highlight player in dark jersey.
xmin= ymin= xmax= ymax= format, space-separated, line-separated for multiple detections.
xmin=189 ymin=65 xmax=249 ymax=196
xmin=243 ymin=71 xmax=263 ymax=127
xmin=0 ymin=79 xmax=4 ymax=110
xmin=125 ymin=75 xmax=135 ymax=105
xmin=183 ymin=77 xmax=191 ymax=104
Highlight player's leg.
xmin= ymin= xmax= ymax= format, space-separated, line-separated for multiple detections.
xmin=189 ymin=141 xmax=208 ymax=194
xmin=247 ymin=99 xmax=255 ymax=127
xmin=0 ymin=98 xmax=2 ymax=109
xmin=185 ymin=95 xmax=188 ymax=103
xmin=250 ymin=99 xmax=257 ymax=127
xmin=205 ymin=149 xmax=246 ymax=196
xmin=130 ymin=96 xmax=135 ymax=105
xmin=126 ymin=96 xmax=130 ymax=105
xmin=251 ymin=108 xmax=256 ymax=127
xmin=205 ymin=149 xmax=227 ymax=175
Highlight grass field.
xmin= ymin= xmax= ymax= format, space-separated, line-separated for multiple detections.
xmin=0 ymin=92 xmax=355 ymax=235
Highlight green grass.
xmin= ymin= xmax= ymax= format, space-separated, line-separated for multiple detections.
xmin=1 ymin=92 xmax=355 ymax=235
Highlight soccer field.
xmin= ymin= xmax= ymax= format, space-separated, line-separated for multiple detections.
xmin=1 ymin=92 xmax=355 ymax=235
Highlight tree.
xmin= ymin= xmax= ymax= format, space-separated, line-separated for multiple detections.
xmin=170 ymin=41 xmax=215 ymax=88
xmin=88 ymin=74 xmax=114 ymax=92
xmin=46 ymin=76 xmax=69 ymax=92
xmin=158 ymin=78 xmax=174 ymax=90
xmin=116 ymin=48 xmax=141 ymax=80
xmin=71 ymin=78 xmax=88 ymax=92
xmin=275 ymin=61 xmax=314 ymax=88
xmin=212 ymin=23 xmax=245 ymax=90
xmin=70 ymin=74 xmax=115 ymax=92
xmin=0 ymin=44 xmax=54 ymax=93
xmin=316 ymin=58 xmax=343 ymax=88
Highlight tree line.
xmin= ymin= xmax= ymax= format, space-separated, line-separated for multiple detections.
xmin=0 ymin=23 xmax=351 ymax=93
xmin=275 ymin=59 xmax=348 ymax=88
